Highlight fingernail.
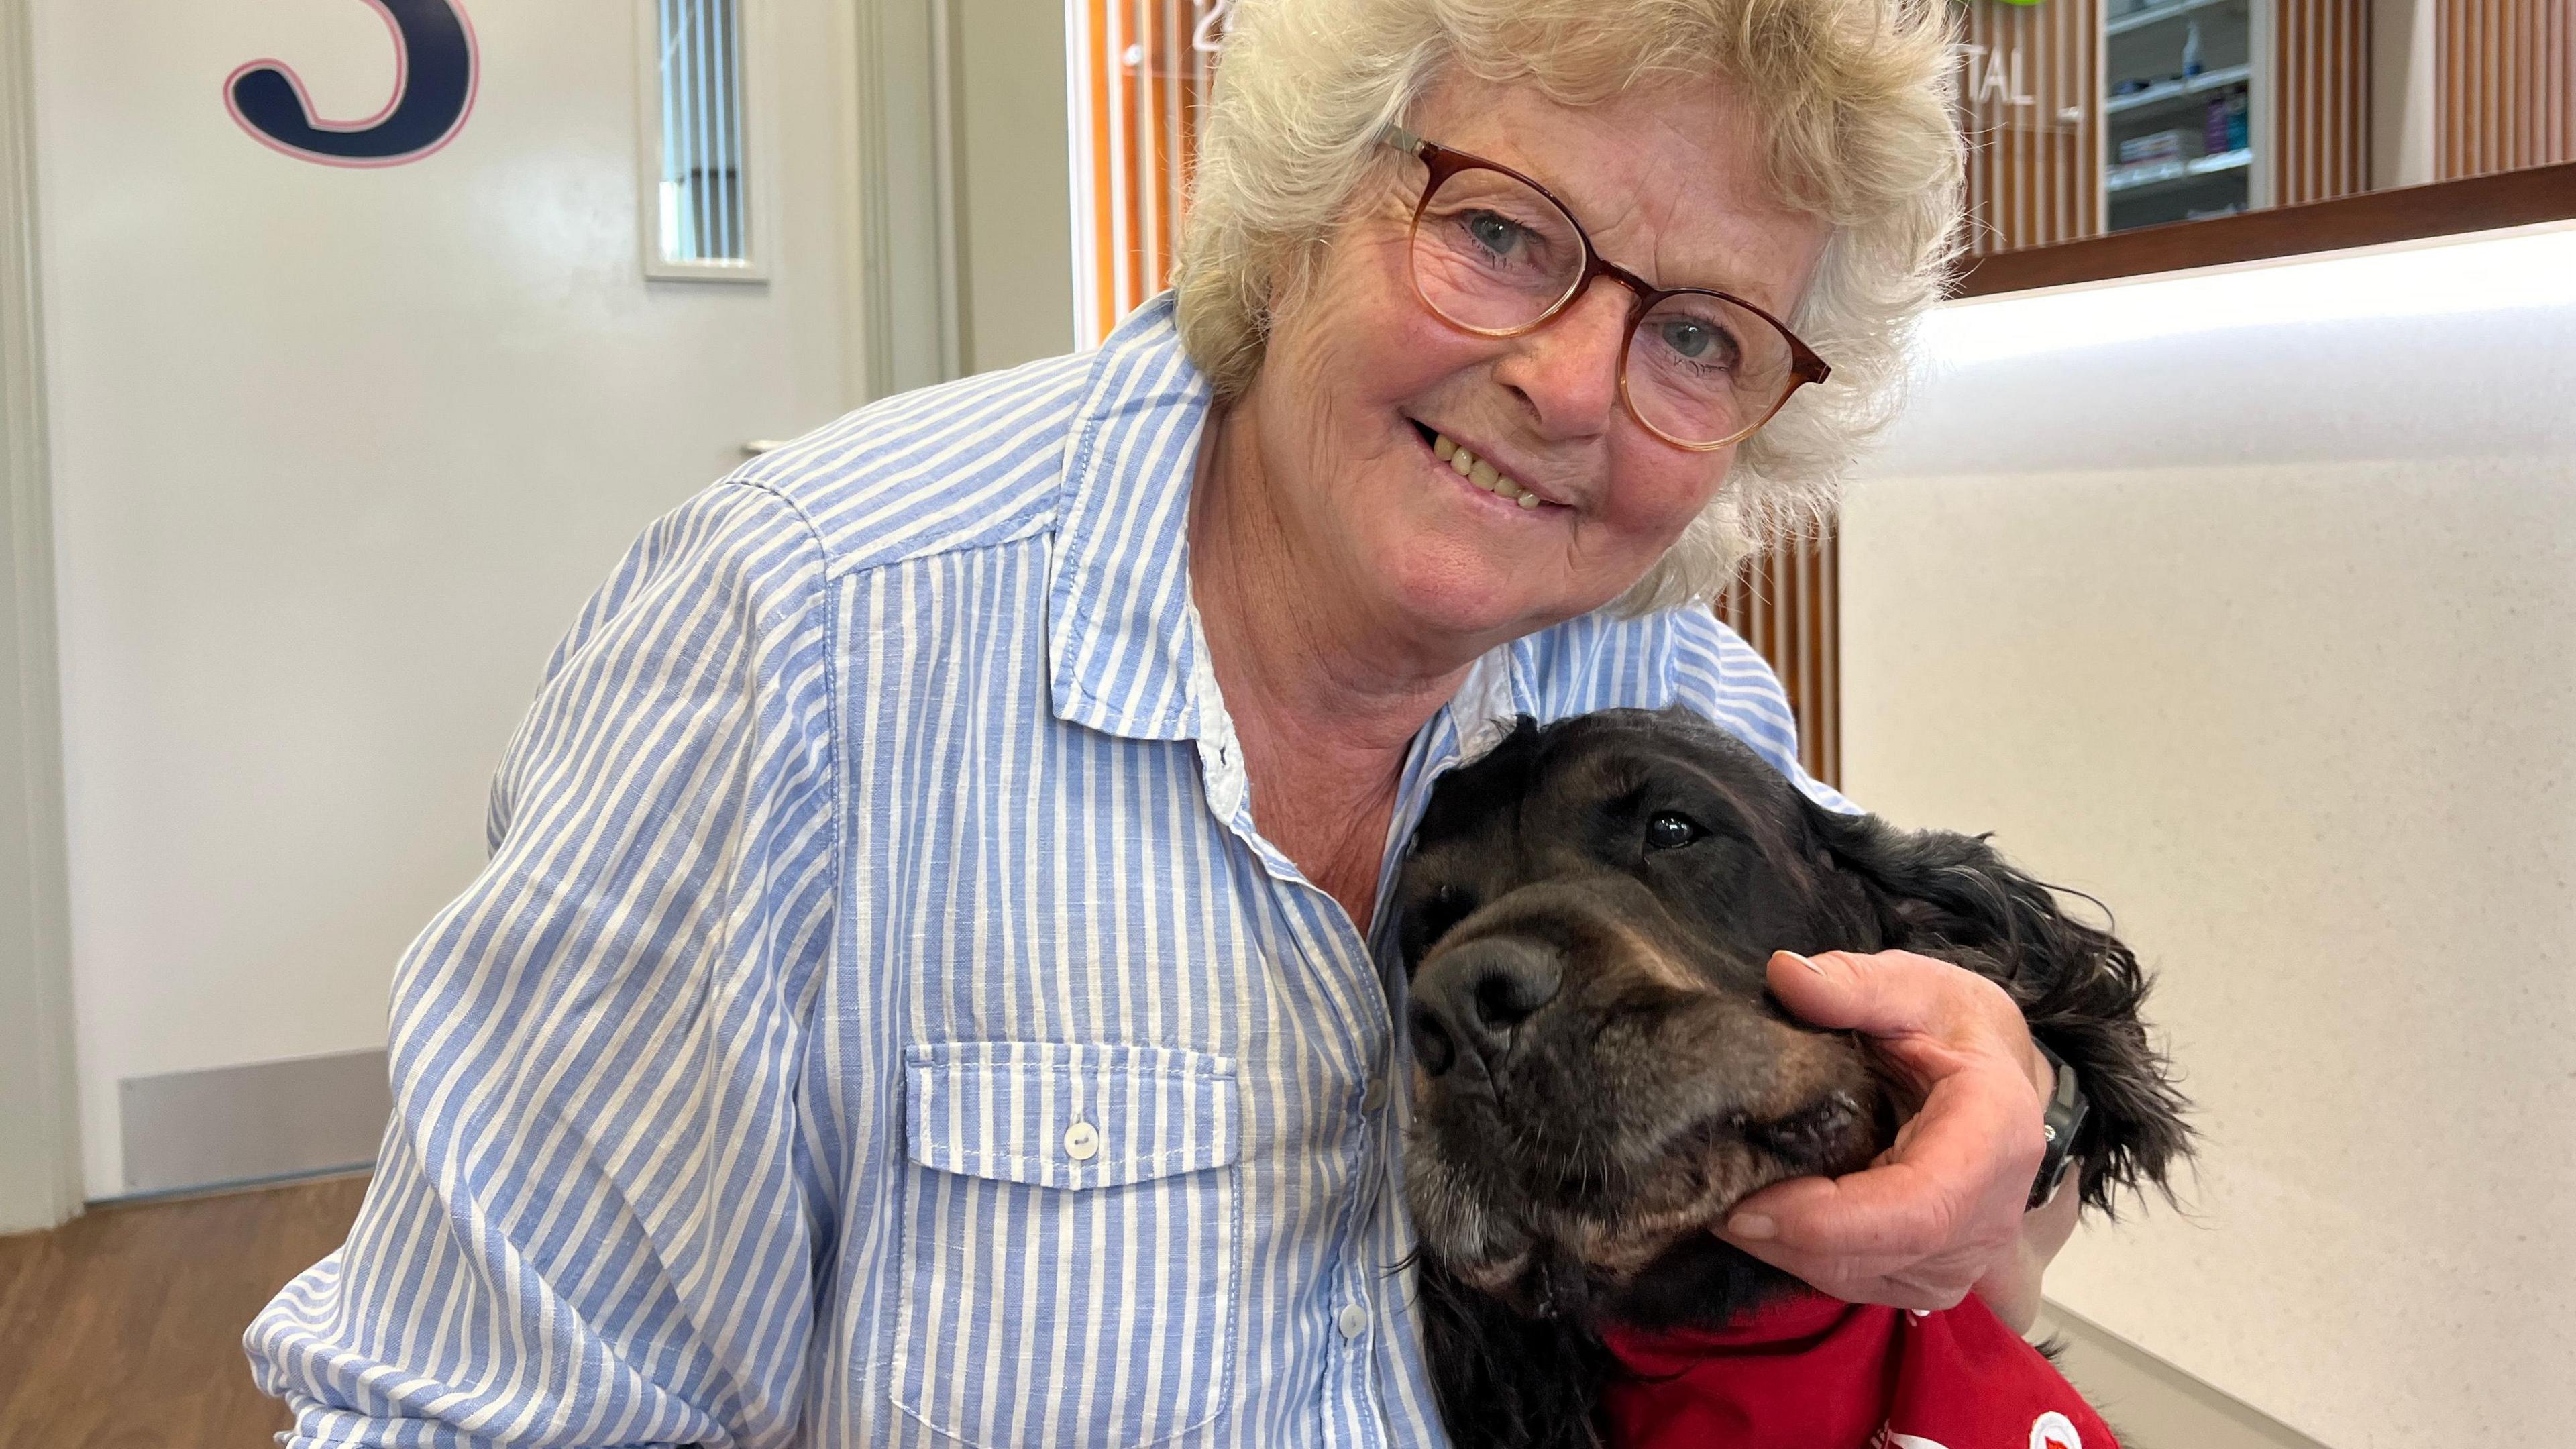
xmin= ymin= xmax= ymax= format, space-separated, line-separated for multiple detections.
xmin=1726 ymin=1212 xmax=1778 ymax=1241
xmin=1779 ymin=951 xmax=1824 ymax=975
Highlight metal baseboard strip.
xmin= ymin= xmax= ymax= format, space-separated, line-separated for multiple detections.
xmin=118 ymin=1049 xmax=390 ymax=1197
xmin=2039 ymin=1299 xmax=2334 ymax=1449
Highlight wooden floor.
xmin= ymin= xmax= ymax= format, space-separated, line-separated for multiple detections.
xmin=0 ymin=1173 xmax=368 ymax=1448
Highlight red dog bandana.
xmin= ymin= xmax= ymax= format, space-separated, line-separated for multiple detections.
xmin=1598 ymin=1291 xmax=2116 ymax=1449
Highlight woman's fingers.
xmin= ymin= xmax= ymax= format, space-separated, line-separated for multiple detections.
xmin=1717 ymin=1069 xmax=2041 ymax=1305
xmin=1725 ymin=1064 xmax=2038 ymax=1251
xmin=1710 ymin=949 xmax=2051 ymax=1310
xmin=1766 ymin=949 xmax=2049 ymax=1097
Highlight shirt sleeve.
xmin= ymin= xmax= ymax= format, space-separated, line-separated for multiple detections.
xmin=245 ymin=480 xmax=841 ymax=1449
xmin=1667 ymin=606 xmax=1862 ymax=816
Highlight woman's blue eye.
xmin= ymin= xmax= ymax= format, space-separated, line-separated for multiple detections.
xmin=1656 ymin=315 xmax=1737 ymax=368
xmin=1464 ymin=211 xmax=1524 ymax=256
xmin=1644 ymin=812 xmax=1702 ymax=851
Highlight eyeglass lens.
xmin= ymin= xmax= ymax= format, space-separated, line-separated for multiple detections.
xmin=1409 ymin=166 xmax=1799 ymax=447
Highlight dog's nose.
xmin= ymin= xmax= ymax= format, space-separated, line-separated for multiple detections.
xmin=1409 ymin=936 xmax=1563 ymax=1077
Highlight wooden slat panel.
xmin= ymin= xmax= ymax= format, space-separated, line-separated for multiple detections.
xmin=1075 ymin=0 xmax=1222 ymax=341
xmin=2439 ymin=0 xmax=2576 ymax=178
xmin=1718 ymin=530 xmax=1842 ymax=788
xmin=2276 ymin=0 xmax=2372 ymax=205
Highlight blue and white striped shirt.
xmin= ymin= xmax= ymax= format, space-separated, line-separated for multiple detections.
xmin=246 ymin=295 xmax=1842 ymax=1448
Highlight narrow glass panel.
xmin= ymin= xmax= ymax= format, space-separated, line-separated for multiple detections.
xmin=657 ymin=0 xmax=749 ymax=265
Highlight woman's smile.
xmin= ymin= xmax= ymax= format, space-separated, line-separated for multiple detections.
xmin=1405 ymin=417 xmax=1572 ymax=517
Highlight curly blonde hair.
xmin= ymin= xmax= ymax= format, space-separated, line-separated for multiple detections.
xmin=1171 ymin=0 xmax=1964 ymax=612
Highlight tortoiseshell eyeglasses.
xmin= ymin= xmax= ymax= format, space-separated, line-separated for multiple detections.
xmin=1381 ymin=123 xmax=1829 ymax=451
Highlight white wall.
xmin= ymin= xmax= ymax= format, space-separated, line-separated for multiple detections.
xmin=1841 ymin=224 xmax=2576 ymax=1448
xmin=953 ymin=0 xmax=1075 ymax=373
xmin=847 ymin=0 xmax=1078 ymax=394
xmin=31 ymin=0 xmax=860 ymax=1196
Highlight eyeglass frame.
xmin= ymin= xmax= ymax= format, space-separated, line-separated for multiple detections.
xmin=1378 ymin=123 xmax=1831 ymax=452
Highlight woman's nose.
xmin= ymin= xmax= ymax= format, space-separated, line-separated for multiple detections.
xmin=1489 ymin=282 xmax=1632 ymax=440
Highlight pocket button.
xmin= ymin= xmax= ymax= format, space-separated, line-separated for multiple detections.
xmin=1063 ymin=1120 xmax=1102 ymax=1161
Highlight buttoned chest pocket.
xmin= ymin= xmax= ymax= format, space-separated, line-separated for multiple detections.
xmin=892 ymin=1042 xmax=1241 ymax=1446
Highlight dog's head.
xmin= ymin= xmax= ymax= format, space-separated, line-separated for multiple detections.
xmin=1392 ymin=708 xmax=2188 ymax=1331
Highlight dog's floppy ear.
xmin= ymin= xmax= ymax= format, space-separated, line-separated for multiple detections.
xmin=1807 ymin=804 xmax=2192 ymax=1214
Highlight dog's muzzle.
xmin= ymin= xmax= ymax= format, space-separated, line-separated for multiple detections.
xmin=1401 ymin=879 xmax=1885 ymax=1309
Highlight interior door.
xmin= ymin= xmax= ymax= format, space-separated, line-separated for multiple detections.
xmin=30 ymin=0 xmax=859 ymax=1195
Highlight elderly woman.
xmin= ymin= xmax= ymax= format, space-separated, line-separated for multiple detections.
xmin=250 ymin=0 xmax=2072 ymax=1443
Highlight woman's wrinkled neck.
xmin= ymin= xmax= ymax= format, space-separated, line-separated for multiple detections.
xmin=1187 ymin=392 xmax=1487 ymax=927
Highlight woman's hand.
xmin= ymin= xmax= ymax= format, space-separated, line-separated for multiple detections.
xmin=1713 ymin=949 xmax=2061 ymax=1327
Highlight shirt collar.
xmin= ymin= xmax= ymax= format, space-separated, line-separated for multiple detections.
xmin=1046 ymin=293 xmax=1218 ymax=742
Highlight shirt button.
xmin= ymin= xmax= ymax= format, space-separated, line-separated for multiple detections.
xmin=1336 ymin=1302 xmax=1371 ymax=1340
xmin=1360 ymin=1075 xmax=1387 ymax=1114
xmin=1063 ymin=1121 xmax=1101 ymax=1161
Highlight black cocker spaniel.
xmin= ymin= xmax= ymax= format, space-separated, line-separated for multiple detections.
xmin=1389 ymin=708 xmax=2190 ymax=1448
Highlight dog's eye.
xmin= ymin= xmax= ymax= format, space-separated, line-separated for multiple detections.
xmin=1644 ymin=812 xmax=1703 ymax=851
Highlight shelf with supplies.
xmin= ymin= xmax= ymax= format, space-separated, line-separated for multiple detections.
xmin=2106 ymin=147 xmax=2253 ymax=198
xmin=2102 ymin=0 xmax=2255 ymax=235
xmin=2104 ymin=64 xmax=2254 ymax=119
xmin=2105 ymin=0 xmax=2243 ymax=39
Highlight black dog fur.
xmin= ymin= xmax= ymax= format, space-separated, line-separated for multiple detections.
xmin=1389 ymin=709 xmax=2191 ymax=1448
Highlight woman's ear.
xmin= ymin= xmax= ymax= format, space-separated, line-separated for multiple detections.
xmin=1806 ymin=803 xmax=2194 ymax=1215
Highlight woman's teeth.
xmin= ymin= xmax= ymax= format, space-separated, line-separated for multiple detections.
xmin=1431 ymin=430 xmax=1545 ymax=509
